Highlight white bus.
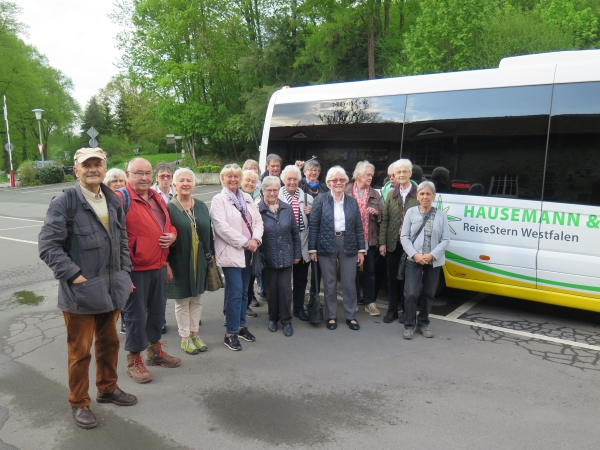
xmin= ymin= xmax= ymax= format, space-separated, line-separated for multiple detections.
xmin=259 ymin=50 xmax=600 ymax=312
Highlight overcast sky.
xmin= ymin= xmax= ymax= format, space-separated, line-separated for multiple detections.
xmin=17 ymin=0 xmax=125 ymax=109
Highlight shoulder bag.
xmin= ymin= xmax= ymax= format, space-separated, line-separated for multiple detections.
xmin=397 ymin=210 xmax=432 ymax=281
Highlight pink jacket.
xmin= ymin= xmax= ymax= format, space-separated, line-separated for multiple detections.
xmin=210 ymin=188 xmax=264 ymax=268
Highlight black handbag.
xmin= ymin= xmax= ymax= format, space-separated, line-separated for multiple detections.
xmin=397 ymin=210 xmax=432 ymax=281
xmin=251 ymin=250 xmax=265 ymax=278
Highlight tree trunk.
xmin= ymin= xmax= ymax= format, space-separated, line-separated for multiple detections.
xmin=368 ymin=30 xmax=375 ymax=79
xmin=291 ymin=0 xmax=297 ymax=80
xmin=384 ymin=0 xmax=390 ymax=35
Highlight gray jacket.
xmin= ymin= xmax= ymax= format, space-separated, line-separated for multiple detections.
xmin=38 ymin=183 xmax=132 ymax=314
xmin=400 ymin=206 xmax=450 ymax=268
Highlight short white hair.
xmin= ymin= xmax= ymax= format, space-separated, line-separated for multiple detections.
xmin=242 ymin=169 xmax=258 ymax=180
xmin=352 ymin=160 xmax=375 ymax=180
xmin=325 ymin=166 xmax=349 ymax=186
xmin=103 ymin=168 xmax=126 ymax=185
xmin=262 ymin=176 xmax=281 ymax=191
xmin=395 ymin=159 xmax=413 ymax=172
xmin=280 ymin=165 xmax=302 ymax=182
xmin=173 ymin=167 xmax=196 ymax=186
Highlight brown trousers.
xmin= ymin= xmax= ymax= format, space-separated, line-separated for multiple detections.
xmin=62 ymin=309 xmax=121 ymax=407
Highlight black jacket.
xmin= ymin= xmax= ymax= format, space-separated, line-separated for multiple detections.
xmin=258 ymin=200 xmax=302 ymax=269
xmin=308 ymin=193 xmax=365 ymax=256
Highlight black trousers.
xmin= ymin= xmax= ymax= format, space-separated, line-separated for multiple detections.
xmin=403 ymin=261 xmax=441 ymax=330
xmin=386 ymin=246 xmax=405 ymax=314
xmin=292 ymin=259 xmax=310 ymax=312
xmin=263 ymin=266 xmax=293 ymax=325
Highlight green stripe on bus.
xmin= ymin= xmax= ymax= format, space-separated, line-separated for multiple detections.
xmin=445 ymin=251 xmax=600 ymax=294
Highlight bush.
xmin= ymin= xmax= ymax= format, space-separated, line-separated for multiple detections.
xmin=196 ymin=165 xmax=222 ymax=173
xmin=38 ymin=165 xmax=65 ymax=184
xmin=17 ymin=161 xmax=39 ymax=186
xmin=64 ymin=174 xmax=75 ymax=182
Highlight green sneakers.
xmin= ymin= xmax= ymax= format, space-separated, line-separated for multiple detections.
xmin=181 ymin=338 xmax=199 ymax=355
xmin=191 ymin=335 xmax=208 ymax=352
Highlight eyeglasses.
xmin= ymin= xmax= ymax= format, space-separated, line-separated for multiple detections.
xmin=396 ymin=170 xmax=411 ymax=175
xmin=224 ymin=164 xmax=240 ymax=169
xmin=330 ymin=178 xmax=346 ymax=184
xmin=108 ymin=179 xmax=125 ymax=184
xmin=364 ymin=173 xmax=374 ymax=178
xmin=264 ymin=189 xmax=279 ymax=194
xmin=305 ymin=168 xmax=319 ymax=173
xmin=158 ymin=174 xmax=172 ymax=180
xmin=130 ymin=171 xmax=152 ymax=178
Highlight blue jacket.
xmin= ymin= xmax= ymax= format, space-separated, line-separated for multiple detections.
xmin=308 ymin=193 xmax=365 ymax=256
xmin=258 ymin=200 xmax=302 ymax=269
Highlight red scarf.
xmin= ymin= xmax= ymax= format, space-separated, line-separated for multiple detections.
xmin=353 ymin=182 xmax=369 ymax=245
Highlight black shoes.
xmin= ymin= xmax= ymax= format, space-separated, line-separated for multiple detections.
xmin=326 ymin=318 xmax=337 ymax=330
xmin=283 ymin=323 xmax=294 ymax=336
xmin=293 ymin=309 xmax=309 ymax=321
xmin=224 ymin=334 xmax=242 ymax=351
xmin=238 ymin=327 xmax=256 ymax=342
xmin=268 ymin=321 xmax=278 ymax=332
xmin=383 ymin=311 xmax=398 ymax=323
xmin=346 ymin=319 xmax=360 ymax=330
xmin=250 ymin=297 xmax=260 ymax=307
xmin=398 ymin=312 xmax=406 ymax=324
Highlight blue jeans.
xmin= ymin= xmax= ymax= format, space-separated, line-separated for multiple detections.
xmin=222 ymin=250 xmax=252 ymax=335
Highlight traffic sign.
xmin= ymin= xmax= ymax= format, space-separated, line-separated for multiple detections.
xmin=38 ymin=143 xmax=43 ymax=154
xmin=133 ymin=148 xmax=139 ymax=155
xmin=4 ymin=143 xmax=13 ymax=152
xmin=87 ymin=127 xmax=99 ymax=139
xmin=89 ymin=138 xmax=98 ymax=147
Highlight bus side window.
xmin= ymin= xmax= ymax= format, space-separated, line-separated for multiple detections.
xmin=403 ymin=86 xmax=551 ymax=200
xmin=545 ymin=82 xmax=600 ymax=206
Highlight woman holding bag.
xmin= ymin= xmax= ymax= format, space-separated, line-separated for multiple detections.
xmin=400 ymin=181 xmax=450 ymax=340
xmin=166 ymin=168 xmax=213 ymax=355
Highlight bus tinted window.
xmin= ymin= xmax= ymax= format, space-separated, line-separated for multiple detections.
xmin=402 ymin=86 xmax=552 ymax=200
xmin=268 ymin=95 xmax=406 ymax=187
xmin=544 ymin=82 xmax=600 ymax=205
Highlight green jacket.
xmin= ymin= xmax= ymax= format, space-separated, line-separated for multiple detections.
xmin=167 ymin=199 xmax=214 ymax=299
xmin=379 ymin=184 xmax=419 ymax=252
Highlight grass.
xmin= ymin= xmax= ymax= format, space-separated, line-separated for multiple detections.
xmin=107 ymin=153 xmax=181 ymax=170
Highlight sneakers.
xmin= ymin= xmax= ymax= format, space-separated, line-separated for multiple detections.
xmin=120 ymin=322 xmax=126 ymax=335
xmin=246 ymin=307 xmax=258 ymax=317
xmin=365 ymin=302 xmax=381 ymax=316
xmin=403 ymin=329 xmax=414 ymax=340
xmin=238 ymin=327 xmax=256 ymax=342
xmin=191 ymin=335 xmax=208 ymax=352
xmin=250 ymin=297 xmax=260 ymax=307
xmin=126 ymin=353 xmax=153 ymax=384
xmin=416 ymin=327 xmax=434 ymax=338
xmin=161 ymin=319 xmax=167 ymax=334
xmin=145 ymin=341 xmax=182 ymax=368
xmin=224 ymin=334 xmax=242 ymax=351
xmin=181 ymin=338 xmax=199 ymax=355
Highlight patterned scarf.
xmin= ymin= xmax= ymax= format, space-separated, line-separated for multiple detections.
xmin=282 ymin=188 xmax=305 ymax=231
xmin=352 ymin=182 xmax=369 ymax=244
xmin=227 ymin=187 xmax=248 ymax=216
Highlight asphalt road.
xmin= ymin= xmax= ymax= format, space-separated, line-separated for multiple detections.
xmin=0 ymin=182 xmax=599 ymax=450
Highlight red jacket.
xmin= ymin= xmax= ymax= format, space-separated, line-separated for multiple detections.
xmin=116 ymin=185 xmax=177 ymax=271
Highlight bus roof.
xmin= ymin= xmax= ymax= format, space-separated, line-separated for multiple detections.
xmin=272 ymin=50 xmax=600 ymax=105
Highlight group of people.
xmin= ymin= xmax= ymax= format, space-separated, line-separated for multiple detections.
xmin=38 ymin=147 xmax=450 ymax=429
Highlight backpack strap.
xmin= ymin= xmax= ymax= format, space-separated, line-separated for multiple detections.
xmin=63 ymin=187 xmax=78 ymax=252
xmin=116 ymin=187 xmax=131 ymax=213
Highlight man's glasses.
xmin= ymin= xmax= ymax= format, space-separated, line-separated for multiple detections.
xmin=130 ymin=171 xmax=152 ymax=178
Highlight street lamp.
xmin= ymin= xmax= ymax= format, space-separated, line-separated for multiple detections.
xmin=32 ymin=109 xmax=44 ymax=163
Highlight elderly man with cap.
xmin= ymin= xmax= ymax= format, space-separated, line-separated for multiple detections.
xmin=39 ymin=148 xmax=137 ymax=429
xmin=118 ymin=157 xmax=180 ymax=384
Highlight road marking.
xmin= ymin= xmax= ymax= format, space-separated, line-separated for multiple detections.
xmin=0 ymin=225 xmax=41 ymax=231
xmin=42 ymin=191 xmax=66 ymax=195
xmin=0 ymin=216 xmax=44 ymax=223
xmin=0 ymin=236 xmax=37 ymax=245
xmin=0 ymin=185 xmax=69 ymax=193
xmin=445 ymin=292 xmax=487 ymax=319
xmin=431 ymin=314 xmax=600 ymax=352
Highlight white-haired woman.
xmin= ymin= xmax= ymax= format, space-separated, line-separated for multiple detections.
xmin=242 ymin=159 xmax=262 ymax=192
xmin=210 ymin=164 xmax=263 ymax=351
xmin=379 ymin=159 xmax=419 ymax=323
xmin=103 ymin=168 xmax=127 ymax=191
xmin=259 ymin=176 xmax=302 ymax=336
xmin=166 ymin=168 xmax=212 ymax=355
xmin=308 ymin=166 xmax=365 ymax=331
xmin=345 ymin=161 xmax=383 ymax=317
xmin=241 ymin=169 xmax=261 ymax=315
xmin=400 ymin=181 xmax=450 ymax=340
xmin=279 ymin=165 xmax=313 ymax=321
